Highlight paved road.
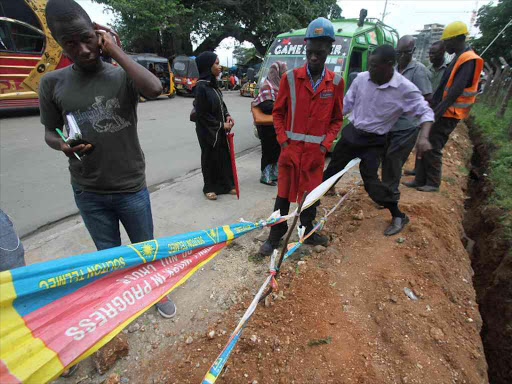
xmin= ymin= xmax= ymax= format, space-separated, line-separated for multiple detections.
xmin=0 ymin=93 xmax=260 ymax=236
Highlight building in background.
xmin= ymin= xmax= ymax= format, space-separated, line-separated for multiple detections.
xmin=413 ymin=23 xmax=445 ymax=64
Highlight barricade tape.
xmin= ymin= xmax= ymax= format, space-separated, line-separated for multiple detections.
xmin=202 ymin=159 xmax=361 ymax=383
xmin=0 ymin=158 xmax=360 ymax=384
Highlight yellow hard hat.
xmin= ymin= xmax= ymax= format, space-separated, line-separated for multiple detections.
xmin=441 ymin=21 xmax=469 ymax=40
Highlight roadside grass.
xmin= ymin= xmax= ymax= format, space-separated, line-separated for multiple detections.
xmin=470 ymin=102 xmax=512 ymax=212
xmin=470 ymin=101 xmax=512 ymax=245
xmin=457 ymin=165 xmax=469 ymax=175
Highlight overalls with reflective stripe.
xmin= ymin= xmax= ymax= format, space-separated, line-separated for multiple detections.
xmin=442 ymin=50 xmax=483 ymax=120
xmin=272 ymin=64 xmax=344 ymax=203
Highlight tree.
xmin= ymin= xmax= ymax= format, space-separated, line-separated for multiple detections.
xmin=233 ymin=46 xmax=260 ymax=65
xmin=93 ymin=0 xmax=341 ymax=58
xmin=192 ymin=0 xmax=342 ymax=55
xmin=93 ymin=0 xmax=192 ymax=57
xmin=473 ymin=0 xmax=512 ymax=62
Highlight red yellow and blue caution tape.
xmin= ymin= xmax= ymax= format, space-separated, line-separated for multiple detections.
xmin=0 ymin=220 xmax=284 ymax=384
xmin=0 ymin=158 xmax=360 ymax=384
xmin=202 ymin=158 xmax=361 ymax=383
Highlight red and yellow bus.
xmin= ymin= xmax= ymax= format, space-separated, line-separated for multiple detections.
xmin=0 ymin=0 xmax=121 ymax=110
xmin=0 ymin=0 xmax=75 ymax=109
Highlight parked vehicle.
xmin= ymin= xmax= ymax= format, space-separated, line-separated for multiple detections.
xmin=255 ymin=10 xmax=399 ymax=150
xmin=240 ymin=67 xmax=256 ymax=97
xmin=172 ymin=55 xmax=199 ymax=96
xmin=0 ymin=0 xmax=120 ymax=110
xmin=130 ymin=53 xmax=175 ymax=98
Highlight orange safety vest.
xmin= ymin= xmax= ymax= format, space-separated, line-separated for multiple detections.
xmin=442 ymin=50 xmax=484 ymax=120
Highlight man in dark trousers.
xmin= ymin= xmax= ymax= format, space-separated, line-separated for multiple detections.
xmin=40 ymin=0 xmax=176 ymax=319
xmin=322 ymin=45 xmax=434 ymax=236
xmin=403 ymin=21 xmax=483 ymax=192
xmin=381 ymin=35 xmax=432 ymax=202
xmin=404 ymin=40 xmax=446 ymax=177
xmin=259 ymin=17 xmax=344 ymax=256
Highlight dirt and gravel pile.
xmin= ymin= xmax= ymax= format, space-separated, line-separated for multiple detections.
xmin=124 ymin=122 xmax=488 ymax=384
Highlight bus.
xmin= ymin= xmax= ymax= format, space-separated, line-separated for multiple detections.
xmin=0 ymin=0 xmax=72 ymax=109
xmin=255 ymin=10 xmax=399 ymax=149
xmin=0 ymin=0 xmax=120 ymax=111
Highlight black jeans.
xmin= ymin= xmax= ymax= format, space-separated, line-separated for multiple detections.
xmin=324 ymin=123 xmax=396 ymax=205
xmin=415 ymin=117 xmax=459 ymax=187
xmin=256 ymin=125 xmax=281 ymax=172
xmin=382 ymin=127 xmax=420 ymax=201
xmin=268 ymin=196 xmax=317 ymax=244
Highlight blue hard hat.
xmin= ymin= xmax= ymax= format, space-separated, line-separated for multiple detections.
xmin=305 ymin=17 xmax=335 ymax=42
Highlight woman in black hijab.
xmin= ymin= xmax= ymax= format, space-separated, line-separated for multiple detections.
xmin=194 ymin=52 xmax=235 ymax=200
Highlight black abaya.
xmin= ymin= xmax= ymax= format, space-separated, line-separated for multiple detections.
xmin=194 ymin=80 xmax=234 ymax=195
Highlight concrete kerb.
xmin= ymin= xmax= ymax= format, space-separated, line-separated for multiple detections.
xmin=23 ymin=146 xmax=269 ymax=266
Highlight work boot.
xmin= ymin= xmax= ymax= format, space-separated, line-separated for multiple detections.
xmin=416 ymin=185 xmax=439 ymax=193
xmin=304 ymin=232 xmax=329 ymax=246
xmin=259 ymin=239 xmax=278 ymax=256
xmin=403 ymin=168 xmax=416 ymax=176
xmin=384 ymin=215 xmax=410 ymax=236
xmin=402 ymin=180 xmax=422 ymax=189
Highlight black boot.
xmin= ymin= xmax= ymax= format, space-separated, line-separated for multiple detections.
xmin=304 ymin=232 xmax=329 ymax=246
xmin=259 ymin=239 xmax=278 ymax=256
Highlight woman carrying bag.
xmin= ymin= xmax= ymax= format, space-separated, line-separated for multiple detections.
xmin=194 ymin=52 xmax=236 ymax=201
xmin=251 ymin=61 xmax=288 ymax=186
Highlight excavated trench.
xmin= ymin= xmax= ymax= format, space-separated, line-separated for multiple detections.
xmin=463 ymin=118 xmax=512 ymax=384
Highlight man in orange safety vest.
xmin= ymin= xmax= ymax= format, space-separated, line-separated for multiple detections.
xmin=403 ymin=21 xmax=483 ymax=192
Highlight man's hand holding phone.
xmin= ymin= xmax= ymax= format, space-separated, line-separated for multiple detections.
xmin=94 ymin=24 xmax=120 ymax=60
xmin=60 ymin=140 xmax=93 ymax=159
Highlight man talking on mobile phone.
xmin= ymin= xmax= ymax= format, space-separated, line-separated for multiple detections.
xmin=39 ymin=0 xmax=176 ymax=319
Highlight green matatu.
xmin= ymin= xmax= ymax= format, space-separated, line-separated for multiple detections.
xmin=256 ymin=10 xmax=400 ymax=150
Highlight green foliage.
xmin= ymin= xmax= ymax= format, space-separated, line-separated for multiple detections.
xmin=443 ymin=176 xmax=457 ymax=184
xmin=470 ymin=102 xmax=512 ymax=211
xmin=94 ymin=0 xmax=192 ymax=56
xmin=93 ymin=0 xmax=341 ymax=57
xmin=233 ymin=46 xmax=260 ymax=65
xmin=472 ymin=0 xmax=512 ymax=61
xmin=308 ymin=336 xmax=332 ymax=346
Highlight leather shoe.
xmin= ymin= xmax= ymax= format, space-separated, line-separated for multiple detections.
xmin=403 ymin=169 xmax=416 ymax=176
xmin=416 ymin=185 xmax=439 ymax=193
xmin=259 ymin=239 xmax=278 ymax=256
xmin=384 ymin=215 xmax=410 ymax=236
xmin=402 ymin=180 xmax=422 ymax=188
xmin=304 ymin=232 xmax=329 ymax=246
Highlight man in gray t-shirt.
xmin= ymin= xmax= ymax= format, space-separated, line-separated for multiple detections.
xmin=39 ymin=0 xmax=175 ymax=319
xmin=382 ymin=35 xmax=432 ymax=201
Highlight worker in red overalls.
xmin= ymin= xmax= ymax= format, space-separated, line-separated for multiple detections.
xmin=259 ymin=17 xmax=344 ymax=256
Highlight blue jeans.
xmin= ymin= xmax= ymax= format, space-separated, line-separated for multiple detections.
xmin=73 ymin=187 xmax=154 ymax=251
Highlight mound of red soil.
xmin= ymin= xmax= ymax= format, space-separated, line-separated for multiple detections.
xmin=137 ymin=123 xmax=488 ymax=384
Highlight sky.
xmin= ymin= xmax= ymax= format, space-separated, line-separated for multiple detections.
xmin=78 ymin=0 xmax=492 ymax=66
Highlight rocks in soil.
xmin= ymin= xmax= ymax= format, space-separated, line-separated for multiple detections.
xmin=353 ymin=210 xmax=364 ymax=221
xmin=314 ymin=245 xmax=326 ymax=253
xmin=186 ymin=336 xmax=194 ymax=344
xmin=430 ymin=327 xmax=445 ymax=343
xmin=208 ymin=330 xmax=215 ymax=339
xmin=102 ymin=373 xmax=120 ymax=384
xmin=128 ymin=323 xmax=140 ymax=333
xmin=93 ymin=335 xmax=129 ymax=375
